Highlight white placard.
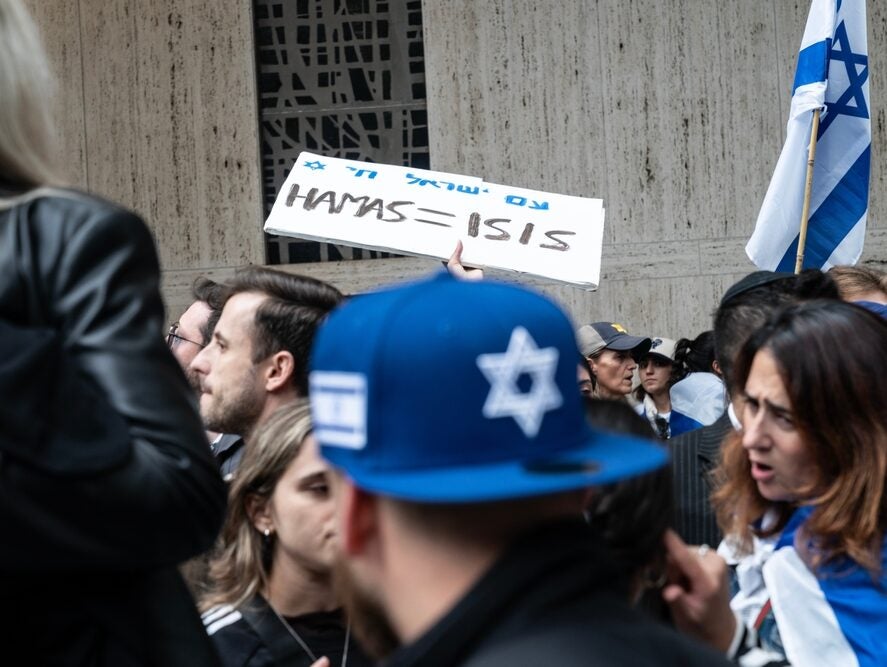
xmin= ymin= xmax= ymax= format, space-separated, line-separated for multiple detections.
xmin=264 ymin=152 xmax=605 ymax=289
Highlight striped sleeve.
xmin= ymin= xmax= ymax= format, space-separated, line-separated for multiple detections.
xmin=201 ymin=604 xmax=243 ymax=636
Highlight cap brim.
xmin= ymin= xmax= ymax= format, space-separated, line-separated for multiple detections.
xmin=324 ymin=427 xmax=668 ymax=503
xmin=606 ymin=335 xmax=652 ymax=356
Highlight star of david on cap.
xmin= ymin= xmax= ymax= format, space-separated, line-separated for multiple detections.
xmin=309 ymin=271 xmax=668 ymax=503
xmin=476 ymin=326 xmax=563 ymax=438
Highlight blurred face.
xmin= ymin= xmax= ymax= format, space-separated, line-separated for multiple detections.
xmin=639 ymin=355 xmax=672 ymax=398
xmin=741 ymin=349 xmax=818 ymax=502
xmin=589 ymin=348 xmax=637 ymax=398
xmin=329 ymin=471 xmax=401 ymax=659
xmin=190 ymin=292 xmax=268 ymax=435
xmin=264 ymin=436 xmax=338 ymax=574
xmin=168 ymin=300 xmax=211 ymax=389
xmin=577 ymin=362 xmax=593 ymax=396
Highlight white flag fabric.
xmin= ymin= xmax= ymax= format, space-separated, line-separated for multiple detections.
xmin=747 ymin=0 xmax=870 ymax=271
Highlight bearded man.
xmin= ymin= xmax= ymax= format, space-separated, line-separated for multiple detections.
xmin=191 ymin=266 xmax=342 ymax=479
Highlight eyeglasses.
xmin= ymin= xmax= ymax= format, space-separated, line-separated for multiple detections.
xmin=166 ymin=323 xmax=205 ymax=350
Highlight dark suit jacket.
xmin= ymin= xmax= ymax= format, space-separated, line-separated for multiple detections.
xmin=213 ymin=433 xmax=245 ymax=481
xmin=669 ymin=412 xmax=735 ymax=547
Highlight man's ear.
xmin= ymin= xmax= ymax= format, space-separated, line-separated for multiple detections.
xmin=246 ymin=492 xmax=274 ymax=534
xmin=340 ymin=482 xmax=378 ymax=557
xmin=263 ymin=350 xmax=296 ymax=392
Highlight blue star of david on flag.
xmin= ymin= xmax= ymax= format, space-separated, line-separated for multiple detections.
xmin=747 ymin=0 xmax=871 ymax=272
xmin=304 ymin=160 xmax=326 ymax=171
xmin=818 ymin=21 xmax=868 ymax=136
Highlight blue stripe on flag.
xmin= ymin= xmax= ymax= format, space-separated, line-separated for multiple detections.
xmin=793 ymin=40 xmax=830 ymax=91
xmin=776 ymin=144 xmax=870 ymax=271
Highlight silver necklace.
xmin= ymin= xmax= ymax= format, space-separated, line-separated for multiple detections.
xmin=268 ymin=603 xmax=351 ymax=667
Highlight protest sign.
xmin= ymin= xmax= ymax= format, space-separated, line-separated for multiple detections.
xmin=264 ymin=152 xmax=606 ymax=288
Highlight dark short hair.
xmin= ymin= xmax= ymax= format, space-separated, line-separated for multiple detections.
xmin=192 ymin=277 xmax=232 ymax=345
xmin=227 ymin=266 xmax=343 ymax=395
xmin=713 ymin=269 xmax=838 ymax=392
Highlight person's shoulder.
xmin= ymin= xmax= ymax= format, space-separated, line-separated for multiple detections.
xmin=463 ymin=618 xmax=730 ymax=666
xmin=669 ymin=424 xmax=703 ymax=454
xmin=202 ymin=604 xmax=244 ymax=636
xmin=202 ymin=605 xmax=269 ymax=667
xmin=464 ymin=599 xmax=731 ymax=667
xmin=3 ymin=186 xmax=148 ymax=252
xmin=4 ymin=186 xmax=131 ymax=218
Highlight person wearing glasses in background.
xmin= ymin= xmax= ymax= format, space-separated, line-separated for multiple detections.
xmin=168 ymin=277 xmax=232 ymax=444
xmin=168 ymin=278 xmax=231 ymax=388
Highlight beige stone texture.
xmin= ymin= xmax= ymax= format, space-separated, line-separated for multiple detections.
xmin=27 ymin=0 xmax=265 ymax=320
xmin=26 ymin=1 xmax=887 ymax=339
xmin=420 ymin=0 xmax=886 ymax=337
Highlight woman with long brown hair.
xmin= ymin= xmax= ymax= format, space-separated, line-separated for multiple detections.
xmin=663 ymin=300 xmax=887 ymax=665
xmin=201 ymin=402 xmax=372 ymax=667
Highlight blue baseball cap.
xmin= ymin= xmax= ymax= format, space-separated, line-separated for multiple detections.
xmin=309 ymin=272 xmax=667 ymax=503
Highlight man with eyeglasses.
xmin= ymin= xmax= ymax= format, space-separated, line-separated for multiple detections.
xmin=167 ymin=278 xmax=231 ymax=446
xmin=168 ymin=306 xmax=210 ymax=388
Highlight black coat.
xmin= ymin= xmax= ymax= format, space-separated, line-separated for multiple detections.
xmin=204 ymin=594 xmax=373 ymax=667
xmin=0 ymin=187 xmax=227 ymax=665
xmin=385 ymin=520 xmax=732 ymax=667
xmin=669 ymin=412 xmax=735 ymax=547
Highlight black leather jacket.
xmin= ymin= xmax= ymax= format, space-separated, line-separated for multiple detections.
xmin=0 ymin=186 xmax=226 ymax=665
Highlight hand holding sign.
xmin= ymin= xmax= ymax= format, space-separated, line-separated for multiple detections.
xmin=264 ymin=153 xmax=606 ymax=289
xmin=447 ymin=240 xmax=484 ymax=281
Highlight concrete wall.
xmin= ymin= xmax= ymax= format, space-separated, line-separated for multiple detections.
xmin=26 ymin=1 xmax=887 ymax=340
xmin=421 ymin=0 xmax=887 ymax=339
xmin=25 ymin=0 xmax=265 ymax=322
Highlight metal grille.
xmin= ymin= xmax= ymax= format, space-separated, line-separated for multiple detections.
xmin=255 ymin=0 xmax=429 ymax=263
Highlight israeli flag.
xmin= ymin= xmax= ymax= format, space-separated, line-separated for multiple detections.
xmin=747 ymin=0 xmax=870 ymax=271
xmin=723 ymin=507 xmax=887 ymax=667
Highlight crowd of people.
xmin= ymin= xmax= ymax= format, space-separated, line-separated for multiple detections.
xmin=3 ymin=1 xmax=887 ymax=665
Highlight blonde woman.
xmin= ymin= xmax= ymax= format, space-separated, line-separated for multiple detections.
xmin=1 ymin=0 xmax=225 ymax=663
xmin=201 ymin=402 xmax=372 ymax=667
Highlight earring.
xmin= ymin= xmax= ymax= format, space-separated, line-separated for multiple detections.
xmin=263 ymin=528 xmax=270 ymax=537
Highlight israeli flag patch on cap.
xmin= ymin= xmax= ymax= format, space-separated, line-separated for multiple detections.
xmin=309 ymin=371 xmax=368 ymax=449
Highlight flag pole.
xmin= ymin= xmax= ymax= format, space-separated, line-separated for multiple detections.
xmin=794 ymin=107 xmax=822 ymax=274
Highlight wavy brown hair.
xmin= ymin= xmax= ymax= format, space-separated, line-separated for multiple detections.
xmin=713 ymin=301 xmax=887 ymax=575
xmin=200 ymin=401 xmax=313 ymax=612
